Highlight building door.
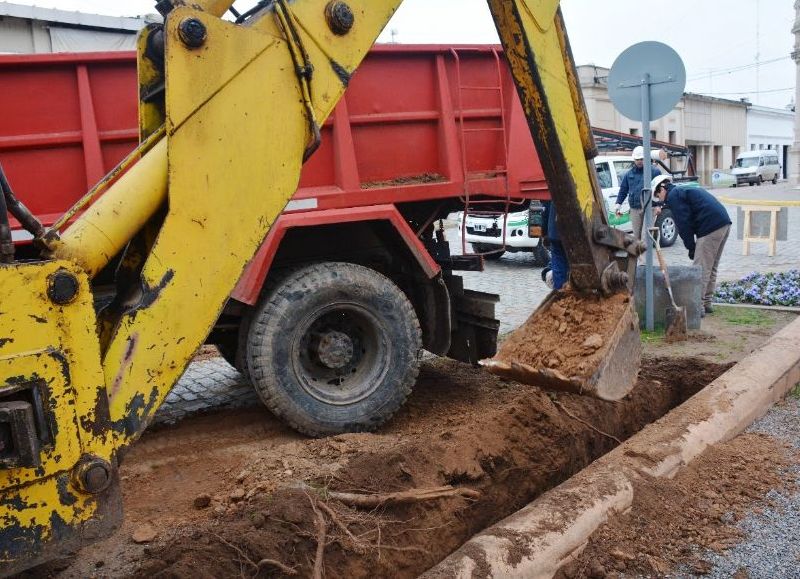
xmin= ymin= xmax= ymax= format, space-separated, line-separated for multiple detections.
xmin=783 ymin=145 xmax=789 ymax=179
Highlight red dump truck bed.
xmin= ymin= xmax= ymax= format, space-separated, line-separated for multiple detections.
xmin=0 ymin=44 xmax=550 ymax=242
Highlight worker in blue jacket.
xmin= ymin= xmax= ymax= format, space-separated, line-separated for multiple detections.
xmin=651 ymin=175 xmax=732 ymax=315
xmin=615 ymin=146 xmax=661 ymax=241
xmin=542 ymin=201 xmax=569 ymax=290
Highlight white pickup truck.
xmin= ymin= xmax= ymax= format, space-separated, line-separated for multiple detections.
xmin=460 ymin=155 xmax=679 ymax=260
xmin=594 ymin=155 xmax=678 ymax=247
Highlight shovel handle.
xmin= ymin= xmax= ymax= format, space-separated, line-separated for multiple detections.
xmin=648 ymin=227 xmax=678 ymax=306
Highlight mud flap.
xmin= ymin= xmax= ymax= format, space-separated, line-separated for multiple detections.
xmin=481 ymin=291 xmax=641 ymax=401
xmin=446 ymin=275 xmax=500 ymax=365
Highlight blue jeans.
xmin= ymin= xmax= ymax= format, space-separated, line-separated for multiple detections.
xmin=549 ymin=240 xmax=569 ymax=290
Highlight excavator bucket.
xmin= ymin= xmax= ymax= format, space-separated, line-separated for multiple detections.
xmin=480 ymin=291 xmax=641 ymax=401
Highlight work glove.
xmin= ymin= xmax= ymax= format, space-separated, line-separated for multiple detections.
xmin=688 ymin=249 xmax=695 ymax=260
xmin=614 ymin=203 xmax=622 ymax=216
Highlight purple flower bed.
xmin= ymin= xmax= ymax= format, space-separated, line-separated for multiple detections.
xmin=715 ymin=270 xmax=800 ymax=307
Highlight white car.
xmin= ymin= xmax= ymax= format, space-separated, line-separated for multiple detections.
xmin=459 ymin=203 xmax=550 ymax=266
xmin=593 ymin=155 xmax=678 ymax=247
xmin=457 ymin=155 xmax=680 ymax=263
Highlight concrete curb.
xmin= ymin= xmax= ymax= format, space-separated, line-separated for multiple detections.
xmin=711 ymin=302 xmax=800 ymax=314
xmin=422 ymin=317 xmax=800 ymax=579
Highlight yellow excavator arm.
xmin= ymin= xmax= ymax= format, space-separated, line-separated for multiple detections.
xmin=0 ymin=1 xmax=641 ymax=574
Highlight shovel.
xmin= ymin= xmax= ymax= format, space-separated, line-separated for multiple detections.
xmin=648 ymin=227 xmax=688 ymax=343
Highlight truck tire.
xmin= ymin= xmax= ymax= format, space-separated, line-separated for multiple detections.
xmin=472 ymin=243 xmax=504 ymax=260
xmin=246 ymin=262 xmax=422 ymax=437
xmin=532 ymin=242 xmax=550 ymax=267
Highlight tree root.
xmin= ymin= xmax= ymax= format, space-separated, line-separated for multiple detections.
xmin=257 ymin=558 xmax=298 ymax=576
xmin=211 ymin=531 xmax=297 ymax=577
xmin=316 ymin=500 xmax=367 ymax=555
xmin=552 ymin=398 xmax=622 ymax=444
xmin=308 ymin=495 xmax=328 ymax=579
xmin=321 ymin=485 xmax=481 ymax=508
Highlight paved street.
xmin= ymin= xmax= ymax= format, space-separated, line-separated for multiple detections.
xmin=155 ymin=181 xmax=800 ymax=423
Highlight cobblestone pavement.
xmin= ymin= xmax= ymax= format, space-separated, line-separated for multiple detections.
xmin=156 ymin=182 xmax=800 ymax=422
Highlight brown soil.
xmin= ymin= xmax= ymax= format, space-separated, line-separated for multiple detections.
xmin=360 ymin=173 xmax=445 ymax=189
xmin=494 ymin=291 xmax=632 ymax=378
xmin=192 ymin=345 xmax=222 ymax=362
xmin=45 ymin=356 xmax=727 ymax=579
xmin=558 ymin=432 xmax=798 ymax=578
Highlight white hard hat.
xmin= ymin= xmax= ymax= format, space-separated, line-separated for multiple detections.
xmin=651 ymin=174 xmax=672 ymax=191
xmin=632 ymin=146 xmax=644 ymax=160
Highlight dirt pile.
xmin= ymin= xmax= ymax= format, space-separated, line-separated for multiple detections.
xmin=558 ymin=431 xmax=798 ymax=578
xmin=110 ymin=356 xmax=726 ymax=579
xmin=492 ymin=292 xmax=633 ymax=378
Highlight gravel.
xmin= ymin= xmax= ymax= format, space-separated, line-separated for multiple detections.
xmin=699 ymin=396 xmax=800 ymax=578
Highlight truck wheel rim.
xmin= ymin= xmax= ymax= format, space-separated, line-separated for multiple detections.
xmin=291 ymin=303 xmax=390 ymax=405
xmin=661 ymin=217 xmax=676 ymax=242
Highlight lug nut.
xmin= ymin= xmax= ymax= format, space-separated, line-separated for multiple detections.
xmin=325 ymin=1 xmax=355 ymax=35
xmin=74 ymin=457 xmax=113 ymax=495
xmin=178 ymin=17 xmax=207 ymax=48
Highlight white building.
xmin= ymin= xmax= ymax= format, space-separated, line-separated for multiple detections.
xmin=0 ymin=2 xmax=153 ymax=53
xmin=746 ymin=104 xmax=794 ymax=179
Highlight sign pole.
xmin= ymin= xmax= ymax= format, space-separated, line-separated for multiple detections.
xmin=607 ymin=41 xmax=685 ymax=333
xmin=641 ymin=73 xmax=654 ymax=332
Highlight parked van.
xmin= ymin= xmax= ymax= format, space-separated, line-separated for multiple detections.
xmin=732 ymin=150 xmax=780 ymax=186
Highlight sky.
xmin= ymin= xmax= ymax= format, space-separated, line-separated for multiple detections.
xmin=16 ymin=0 xmax=797 ymax=109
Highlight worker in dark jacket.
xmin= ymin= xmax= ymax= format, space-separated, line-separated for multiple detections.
xmin=615 ymin=146 xmax=661 ymax=241
xmin=651 ymin=175 xmax=732 ymax=315
xmin=543 ymin=201 xmax=569 ymax=290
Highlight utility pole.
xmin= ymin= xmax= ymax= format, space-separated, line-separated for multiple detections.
xmin=756 ymin=0 xmax=761 ymax=104
xmin=791 ymin=0 xmax=800 ymax=187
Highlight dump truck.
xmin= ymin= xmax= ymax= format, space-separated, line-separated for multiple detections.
xmin=0 ymin=43 xmax=641 ymax=435
xmin=0 ymin=0 xmax=644 ymax=574
xmin=0 ymin=45 xmax=552 ymax=437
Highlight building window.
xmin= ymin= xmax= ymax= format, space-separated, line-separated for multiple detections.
xmin=669 ymin=131 xmax=676 ymax=144
xmin=650 ymin=130 xmax=657 ymax=140
xmin=629 ymin=128 xmax=639 ymax=136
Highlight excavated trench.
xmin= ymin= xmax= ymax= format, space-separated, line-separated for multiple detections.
xmin=107 ymin=355 xmax=730 ymax=579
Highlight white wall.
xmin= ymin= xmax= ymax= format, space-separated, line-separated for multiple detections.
xmin=746 ymin=105 xmax=793 ymax=178
xmin=747 ymin=105 xmax=793 ymax=149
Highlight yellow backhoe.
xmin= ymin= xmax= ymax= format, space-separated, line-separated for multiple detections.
xmin=0 ymin=0 xmax=644 ymax=574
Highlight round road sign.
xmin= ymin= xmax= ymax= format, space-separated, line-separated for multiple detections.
xmin=608 ymin=42 xmax=686 ymax=121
